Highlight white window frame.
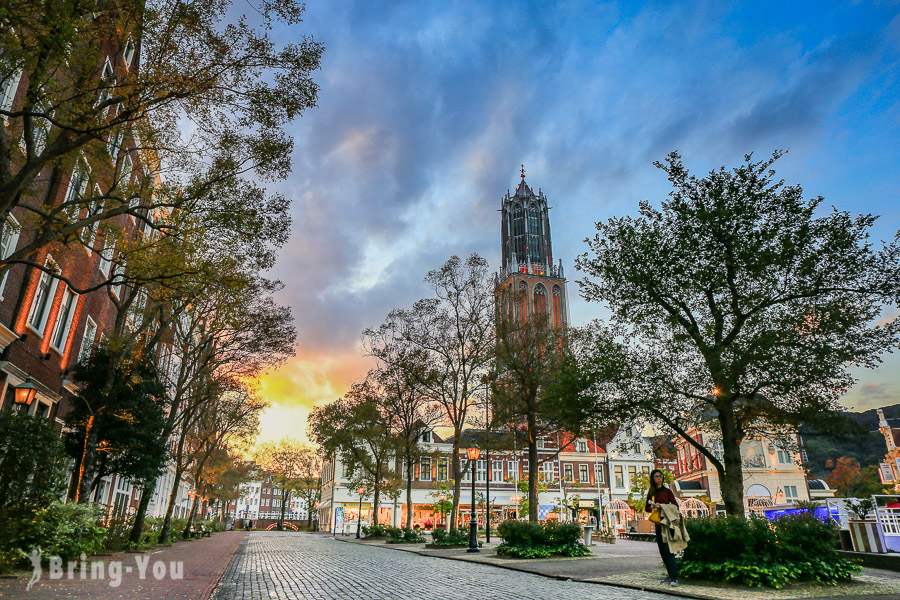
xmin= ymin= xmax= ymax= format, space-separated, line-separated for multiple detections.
xmin=122 ymin=37 xmax=136 ymax=69
xmin=436 ymin=457 xmax=447 ymax=481
xmin=579 ymin=464 xmax=589 ymax=482
xmin=577 ymin=440 xmax=587 ymax=453
xmin=541 ymin=460 xmax=554 ymax=482
xmin=563 ymin=463 xmax=574 ymax=483
xmin=82 ymin=189 xmax=103 ymax=253
xmin=614 ymin=465 xmax=624 ymax=488
xmin=108 ymin=128 xmax=125 ymax=162
xmin=64 ymin=160 xmax=90 ymax=222
xmin=419 ymin=457 xmax=432 ymax=482
xmin=0 ymin=67 xmax=22 ymax=119
xmin=507 ymin=460 xmax=518 ymax=480
xmin=476 ymin=459 xmax=487 ymax=482
xmin=27 ymin=257 xmax=59 ymax=336
xmin=96 ymin=57 xmax=115 ymax=108
xmin=0 ymin=215 xmax=21 ymax=301
xmin=491 ymin=460 xmax=503 ymax=482
xmin=594 ymin=463 xmax=604 ymax=483
xmin=50 ymin=286 xmax=78 ymax=353
xmin=78 ymin=316 xmax=97 ymax=363
xmin=109 ymin=254 xmax=126 ymax=299
xmin=98 ymin=234 xmax=115 ymax=277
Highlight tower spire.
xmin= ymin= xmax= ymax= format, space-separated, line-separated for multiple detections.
xmin=520 ymin=164 xmax=526 ymax=180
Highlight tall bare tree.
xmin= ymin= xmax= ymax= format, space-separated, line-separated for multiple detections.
xmin=384 ymin=254 xmax=495 ymax=530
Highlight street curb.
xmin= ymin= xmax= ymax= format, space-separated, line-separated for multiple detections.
xmin=331 ymin=536 xmax=707 ymax=599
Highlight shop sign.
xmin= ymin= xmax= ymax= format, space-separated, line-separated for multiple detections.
xmin=879 ymin=463 xmax=895 ymax=484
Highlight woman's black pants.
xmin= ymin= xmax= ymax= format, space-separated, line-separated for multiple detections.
xmin=655 ymin=525 xmax=677 ymax=580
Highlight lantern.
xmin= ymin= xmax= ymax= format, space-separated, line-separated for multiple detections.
xmin=13 ymin=376 xmax=37 ymax=406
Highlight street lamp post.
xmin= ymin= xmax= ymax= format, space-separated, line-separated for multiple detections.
xmin=439 ymin=493 xmax=446 ymax=530
xmin=510 ymin=495 xmax=521 ymax=520
xmin=356 ymin=486 xmax=366 ymax=539
xmin=466 ymin=446 xmax=480 ymax=553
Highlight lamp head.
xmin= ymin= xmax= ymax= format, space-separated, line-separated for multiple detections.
xmin=466 ymin=446 xmax=480 ymax=461
xmin=13 ymin=376 xmax=37 ymax=406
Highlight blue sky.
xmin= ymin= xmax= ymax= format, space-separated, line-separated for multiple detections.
xmin=255 ymin=0 xmax=900 ymax=441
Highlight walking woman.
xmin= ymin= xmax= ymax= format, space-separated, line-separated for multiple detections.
xmin=646 ymin=469 xmax=679 ymax=587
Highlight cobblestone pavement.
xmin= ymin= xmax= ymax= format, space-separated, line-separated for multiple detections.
xmin=0 ymin=531 xmax=245 ymax=599
xmin=212 ymin=532 xmax=678 ymax=600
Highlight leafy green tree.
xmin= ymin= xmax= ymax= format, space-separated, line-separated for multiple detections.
xmin=308 ymin=382 xmax=400 ymax=527
xmin=0 ymin=409 xmax=68 ymax=559
xmin=254 ymin=439 xmax=322 ymax=531
xmin=64 ymin=343 xmax=168 ymax=503
xmin=567 ymin=151 xmax=900 ymax=516
xmin=491 ymin=310 xmax=571 ymax=521
xmin=0 ymin=0 xmax=322 ymax=290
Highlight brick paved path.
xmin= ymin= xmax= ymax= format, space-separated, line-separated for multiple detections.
xmin=0 ymin=531 xmax=245 ymax=599
xmin=212 ymin=532 xmax=678 ymax=600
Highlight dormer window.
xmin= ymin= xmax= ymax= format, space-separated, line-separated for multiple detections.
xmin=420 ymin=430 xmax=431 ymax=443
xmin=577 ymin=440 xmax=587 ymax=453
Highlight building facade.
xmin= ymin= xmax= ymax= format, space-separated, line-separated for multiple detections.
xmin=672 ymin=428 xmax=811 ymax=514
xmin=318 ymin=429 xmax=614 ymax=532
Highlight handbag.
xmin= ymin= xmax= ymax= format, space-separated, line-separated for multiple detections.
xmin=649 ymin=507 xmax=661 ymax=524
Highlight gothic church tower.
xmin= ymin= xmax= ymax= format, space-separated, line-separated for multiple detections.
xmin=496 ymin=166 xmax=568 ymax=328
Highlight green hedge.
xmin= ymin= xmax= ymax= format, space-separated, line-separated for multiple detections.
xmin=496 ymin=520 xmax=590 ymax=558
xmin=16 ymin=502 xmax=107 ymax=560
xmin=385 ymin=527 xmax=425 ymax=543
xmin=680 ymin=514 xmax=861 ymax=588
xmin=362 ymin=524 xmax=390 ymax=537
xmin=431 ymin=528 xmax=469 ymax=545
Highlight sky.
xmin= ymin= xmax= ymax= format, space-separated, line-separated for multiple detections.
xmin=252 ymin=0 xmax=900 ymax=445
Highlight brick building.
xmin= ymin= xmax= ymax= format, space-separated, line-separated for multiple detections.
xmin=0 ymin=14 xmax=196 ymax=517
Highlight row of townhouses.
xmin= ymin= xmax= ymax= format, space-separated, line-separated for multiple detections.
xmin=319 ymin=422 xmax=834 ymax=532
xmin=0 ymin=13 xmax=198 ymax=521
xmin=318 ymin=425 xmax=658 ymax=533
xmin=222 ymin=474 xmax=312 ymax=523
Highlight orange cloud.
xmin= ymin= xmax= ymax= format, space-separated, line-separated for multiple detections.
xmin=253 ymin=349 xmax=375 ymax=445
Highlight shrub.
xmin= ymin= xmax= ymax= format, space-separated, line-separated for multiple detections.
xmin=362 ymin=524 xmax=390 ymax=537
xmin=16 ymin=502 xmax=107 ymax=560
xmin=0 ymin=410 xmax=69 ymax=571
xmin=495 ymin=520 xmax=590 ymax=559
xmin=431 ymin=528 xmax=469 ymax=545
xmin=386 ymin=527 xmax=425 ymax=543
xmin=680 ymin=515 xmax=860 ymax=588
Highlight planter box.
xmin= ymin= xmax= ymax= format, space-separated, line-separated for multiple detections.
xmin=424 ymin=543 xmax=469 ymax=549
xmin=591 ymin=534 xmax=616 ymax=544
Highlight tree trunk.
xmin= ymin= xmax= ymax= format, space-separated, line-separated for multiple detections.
xmin=373 ymin=466 xmax=381 ymax=527
xmin=405 ymin=449 xmax=414 ymax=529
xmin=182 ymin=488 xmax=201 ymax=539
xmin=527 ymin=414 xmax=539 ymax=522
xmin=718 ymin=404 xmax=746 ymax=517
xmin=279 ymin=487 xmax=287 ymax=530
xmin=128 ymin=480 xmax=156 ymax=544
xmin=74 ymin=416 xmax=98 ymax=503
xmin=450 ymin=436 xmax=462 ymax=530
xmin=157 ymin=464 xmax=184 ymax=543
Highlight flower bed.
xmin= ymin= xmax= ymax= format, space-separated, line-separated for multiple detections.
xmin=679 ymin=513 xmax=861 ymax=589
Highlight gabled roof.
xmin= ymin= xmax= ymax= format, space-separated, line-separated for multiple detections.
xmin=557 ymin=431 xmax=605 ymax=454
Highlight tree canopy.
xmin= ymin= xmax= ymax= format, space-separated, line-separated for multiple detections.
xmin=565 ymin=151 xmax=900 ymax=515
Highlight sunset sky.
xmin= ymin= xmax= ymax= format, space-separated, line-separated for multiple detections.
xmin=253 ymin=1 xmax=900 ymax=445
